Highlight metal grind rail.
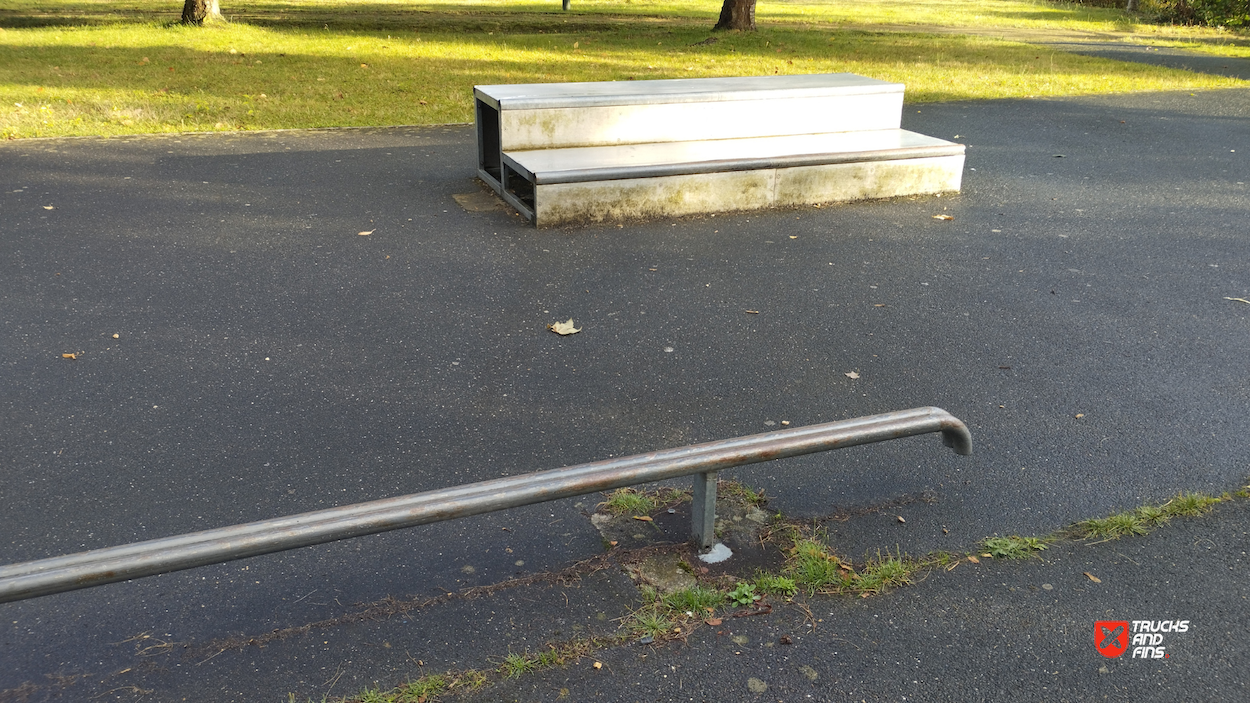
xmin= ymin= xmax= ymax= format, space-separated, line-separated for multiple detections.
xmin=0 ymin=406 xmax=971 ymax=604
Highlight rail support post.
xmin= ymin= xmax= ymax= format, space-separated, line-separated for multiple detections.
xmin=691 ymin=471 xmax=717 ymax=550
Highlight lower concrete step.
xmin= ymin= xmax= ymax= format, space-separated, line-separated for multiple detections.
xmin=488 ymin=129 xmax=965 ymax=226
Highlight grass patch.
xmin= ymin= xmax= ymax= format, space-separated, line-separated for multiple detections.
xmin=786 ymin=535 xmax=850 ymax=594
xmin=599 ymin=488 xmax=658 ymax=516
xmin=347 ymin=668 xmax=486 ymax=703
xmin=499 ymin=651 xmax=542 ymax=678
xmin=719 ymin=479 xmax=767 ymax=507
xmin=778 ymin=529 xmax=923 ymax=596
xmin=598 ymin=485 xmax=689 ymax=516
xmin=625 ymin=605 xmax=674 ymax=639
xmin=983 ymin=535 xmax=1050 ymax=559
xmin=662 ymin=585 xmax=725 ymax=613
xmin=2 ymin=0 xmax=1246 ymax=139
xmin=753 ymin=573 xmax=798 ymax=598
xmin=1072 ymin=492 xmax=1224 ymax=541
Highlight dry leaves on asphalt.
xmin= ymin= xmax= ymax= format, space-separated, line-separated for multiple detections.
xmin=1084 ymin=572 xmax=1102 ymax=583
xmin=357 ymin=230 xmax=374 ymax=236
xmin=932 ymin=214 xmax=953 ymax=221
xmin=632 ymin=515 xmax=653 ymax=522
xmin=1224 ymin=297 xmax=1250 ymax=305
xmin=844 ymin=371 xmax=860 ymax=379
xmin=548 ymin=319 xmax=581 ymax=335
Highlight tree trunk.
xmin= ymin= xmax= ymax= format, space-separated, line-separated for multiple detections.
xmin=714 ymin=0 xmax=756 ymax=31
xmin=181 ymin=0 xmax=221 ymax=25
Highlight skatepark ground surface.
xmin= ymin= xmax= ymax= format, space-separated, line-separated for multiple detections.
xmin=2 ymin=41 xmax=1250 ymax=703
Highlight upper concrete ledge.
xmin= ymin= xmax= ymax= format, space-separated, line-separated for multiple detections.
xmin=475 ymin=73 xmax=904 ymax=111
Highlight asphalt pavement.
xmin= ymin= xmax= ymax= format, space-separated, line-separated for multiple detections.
xmin=2 ymin=83 xmax=1249 ymax=701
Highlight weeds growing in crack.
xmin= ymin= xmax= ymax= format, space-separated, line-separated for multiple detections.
xmin=499 ymin=651 xmax=539 ymax=679
xmin=336 ymin=487 xmax=1245 ymax=702
xmin=1071 ymin=492 xmax=1224 ymax=543
xmin=753 ymin=573 xmax=798 ymax=598
xmin=777 ymin=527 xmax=924 ymax=597
xmin=983 ymin=535 xmax=1050 ymax=559
xmin=662 ymin=585 xmax=725 ymax=613
xmin=625 ymin=606 xmax=675 ymax=639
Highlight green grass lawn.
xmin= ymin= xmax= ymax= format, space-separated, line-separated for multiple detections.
xmin=2 ymin=0 xmax=1246 ymax=139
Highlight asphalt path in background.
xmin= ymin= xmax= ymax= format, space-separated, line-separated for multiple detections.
xmin=1042 ymin=41 xmax=1250 ymax=81
xmin=2 ymin=86 xmax=1248 ymax=701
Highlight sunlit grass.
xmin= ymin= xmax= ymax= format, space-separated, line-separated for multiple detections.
xmin=2 ymin=0 xmax=1246 ymax=138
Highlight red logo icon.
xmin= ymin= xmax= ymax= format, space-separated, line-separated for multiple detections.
xmin=1095 ymin=621 xmax=1129 ymax=658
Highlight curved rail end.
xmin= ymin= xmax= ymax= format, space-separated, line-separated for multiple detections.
xmin=938 ymin=416 xmax=973 ymax=456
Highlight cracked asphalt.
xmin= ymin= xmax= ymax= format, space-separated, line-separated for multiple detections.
xmin=3 ymin=72 xmax=1250 ymax=700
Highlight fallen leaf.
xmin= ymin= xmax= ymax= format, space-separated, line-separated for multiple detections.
xmin=418 ymin=100 xmax=428 ymax=106
xmin=573 ymin=41 xmax=579 ymax=49
xmin=874 ymin=304 xmax=886 ymax=307
xmin=1224 ymin=297 xmax=1250 ymax=305
xmin=705 ymin=617 xmax=722 ymax=626
xmin=593 ymin=661 xmax=602 ymax=670
xmin=548 ymin=319 xmax=581 ymax=335
xmin=1084 ymin=572 xmax=1102 ymax=583
xmin=112 ymin=333 xmax=119 ymax=339
xmin=844 ymin=371 xmax=859 ymax=379
xmin=779 ymin=635 xmax=793 ymax=644
xmin=967 ymin=555 xmax=980 ymax=564
xmin=608 ymin=540 xmax=618 ymax=547
xmin=932 ymin=214 xmax=953 ymax=221
xmin=357 ymin=230 xmax=374 ymax=236
xmin=745 ymin=310 xmax=760 ymax=314
xmin=896 ymin=516 xmax=906 ymax=523
xmin=859 ymin=592 xmax=870 ymax=599
xmin=789 ymin=235 xmax=797 ymax=239
xmin=43 ymin=205 xmax=54 ymax=210
xmin=632 ymin=515 xmax=653 ymax=522
xmin=61 ymin=353 xmax=76 ymax=360
xmin=1075 ymin=413 xmax=1085 ymax=419
xmin=981 ymin=553 xmax=993 ymax=558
